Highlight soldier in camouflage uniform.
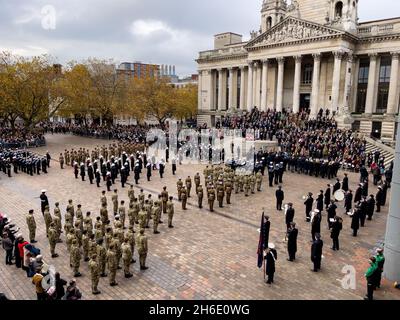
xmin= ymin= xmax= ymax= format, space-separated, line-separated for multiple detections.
xmin=137 ymin=229 xmax=148 ymax=270
xmin=70 ymin=239 xmax=82 ymax=277
xmin=194 ymin=173 xmax=201 ymax=193
xmin=216 ymin=182 xmax=225 ymax=208
xmin=66 ymin=200 xmax=75 ymax=224
xmin=89 ymin=254 xmax=101 ymax=294
xmin=111 ymin=233 xmax=122 ymax=270
xmin=121 ymin=238 xmax=133 ymax=278
xmin=132 ymin=198 xmax=140 ymax=224
xmin=126 ymin=226 xmax=136 ymax=263
xmin=112 ymin=189 xmax=118 ymax=215
xmin=128 ymin=185 xmax=135 ymax=205
xmin=100 ymin=191 xmax=107 ymax=208
xmin=82 ymin=230 xmax=90 ymax=262
xmin=197 ymin=184 xmax=204 ymax=208
xmin=106 ymin=244 xmax=118 ymax=286
xmin=152 ymin=201 xmax=161 ymax=234
xmin=84 ymin=211 xmax=93 ymax=238
xmin=185 ymin=176 xmax=192 ymax=198
xmin=89 ymin=234 xmax=98 ymax=261
xmin=181 ymin=187 xmax=188 ymax=210
xmin=66 ymin=228 xmax=76 ymax=253
xmin=244 ymin=176 xmax=250 ymax=197
xmin=118 ymin=200 xmax=126 ymax=229
xmin=26 ymin=209 xmax=37 ymax=243
xmin=207 ymin=186 xmax=216 ymax=212
xmin=143 ymin=199 xmax=151 ymax=228
xmin=138 ymin=207 xmax=147 ymax=230
xmin=250 ymin=174 xmax=256 ymax=194
xmin=96 ymin=238 xmax=107 ymax=277
xmin=74 ymin=220 xmax=83 ymax=247
xmin=161 ymin=187 xmax=169 ymax=214
xmin=138 ymin=189 xmax=145 ymax=210
xmin=225 ymin=179 xmax=233 ymax=205
xmin=177 ymin=179 xmax=183 ymax=201
xmin=43 ymin=205 xmax=52 ymax=238
xmin=104 ymin=228 xmax=113 ymax=251
xmin=48 ymin=222 xmax=59 ymax=258
xmin=167 ymin=196 xmax=175 ymax=228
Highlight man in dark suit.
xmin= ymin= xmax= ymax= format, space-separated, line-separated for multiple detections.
xmin=264 ymin=243 xmax=277 ymax=284
xmin=333 ymin=178 xmax=341 ymax=194
xmin=324 ymin=184 xmax=331 ymax=209
xmin=311 ymin=233 xmax=323 ymax=272
xmin=311 ymin=210 xmax=321 ymax=242
xmin=316 ymin=190 xmax=324 ymax=213
xmin=376 ymin=186 xmax=383 ymax=213
xmin=342 ymin=173 xmax=349 ymax=191
xmin=304 ymin=193 xmax=314 ymax=222
xmin=354 ymin=184 xmax=363 ymax=203
xmin=366 ymin=195 xmax=376 ymax=220
xmin=275 ymin=186 xmax=284 ymax=211
xmin=287 ymin=222 xmax=298 ymax=261
xmin=344 ymin=190 xmax=353 ymax=213
xmin=330 ymin=216 xmax=342 ymax=251
xmin=285 ymin=203 xmax=295 ymax=230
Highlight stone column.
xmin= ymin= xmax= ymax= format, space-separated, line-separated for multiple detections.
xmin=217 ymin=68 xmax=223 ymax=111
xmin=292 ymin=55 xmax=302 ymax=114
xmin=228 ymin=68 xmax=234 ymax=110
xmin=365 ymin=53 xmax=378 ymax=114
xmin=209 ymin=70 xmax=215 ymax=110
xmin=246 ymin=61 xmax=254 ymax=111
xmin=331 ymin=51 xmax=344 ymax=113
xmin=198 ymin=71 xmax=203 ymax=110
xmin=253 ymin=62 xmax=259 ymax=108
xmin=276 ymin=57 xmax=285 ymax=112
xmin=240 ymin=66 xmax=246 ymax=110
xmin=342 ymin=53 xmax=354 ymax=111
xmin=387 ymin=52 xmax=400 ymax=115
xmin=261 ymin=59 xmax=269 ymax=112
xmin=352 ymin=57 xmax=360 ymax=112
xmin=384 ymin=117 xmax=400 ymax=282
xmin=310 ymin=53 xmax=322 ymax=118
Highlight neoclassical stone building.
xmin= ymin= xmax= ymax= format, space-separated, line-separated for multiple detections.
xmin=196 ymin=0 xmax=400 ymax=142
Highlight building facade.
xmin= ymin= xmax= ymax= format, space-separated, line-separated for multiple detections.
xmin=197 ymin=0 xmax=400 ymax=142
xmin=117 ymin=62 xmax=160 ymax=80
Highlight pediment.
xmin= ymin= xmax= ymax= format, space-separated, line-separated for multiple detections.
xmin=246 ymin=17 xmax=345 ymax=49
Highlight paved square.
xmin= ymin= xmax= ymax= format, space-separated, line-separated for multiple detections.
xmin=0 ymin=134 xmax=399 ymax=300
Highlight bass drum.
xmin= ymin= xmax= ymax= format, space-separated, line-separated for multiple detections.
xmin=334 ymin=189 xmax=345 ymax=202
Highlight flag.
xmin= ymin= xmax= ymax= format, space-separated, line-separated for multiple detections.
xmin=257 ymin=212 xmax=266 ymax=268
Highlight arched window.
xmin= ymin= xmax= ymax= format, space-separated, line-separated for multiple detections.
xmin=266 ymin=16 xmax=272 ymax=29
xmin=335 ymin=1 xmax=343 ymax=18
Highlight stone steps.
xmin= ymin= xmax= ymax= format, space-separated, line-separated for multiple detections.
xmin=365 ymin=143 xmax=395 ymax=168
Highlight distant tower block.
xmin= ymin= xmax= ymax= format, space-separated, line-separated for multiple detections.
xmin=165 ymin=65 xmax=169 ymax=76
xmin=161 ymin=64 xmax=164 ymax=76
xmin=169 ymin=65 xmax=172 ymax=76
xmin=173 ymin=65 xmax=176 ymax=76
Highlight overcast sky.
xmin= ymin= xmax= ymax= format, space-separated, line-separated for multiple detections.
xmin=0 ymin=0 xmax=398 ymax=76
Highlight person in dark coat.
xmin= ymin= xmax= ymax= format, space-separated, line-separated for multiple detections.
xmin=333 ymin=178 xmax=341 ymax=194
xmin=351 ymin=206 xmax=360 ymax=236
xmin=344 ymin=190 xmax=353 ymax=213
xmin=376 ymin=186 xmax=383 ymax=213
xmin=159 ymin=161 xmax=165 ymax=179
xmin=80 ymin=163 xmax=85 ymax=181
xmin=304 ymin=193 xmax=314 ymax=222
xmin=264 ymin=243 xmax=277 ymax=284
xmin=146 ymin=163 xmax=152 ymax=182
xmin=324 ymin=185 xmax=331 ymax=209
xmin=341 ymin=174 xmax=349 ymax=191
xmin=88 ymin=164 xmax=94 ymax=184
xmin=311 ymin=233 xmax=323 ymax=272
xmin=359 ymin=198 xmax=368 ymax=227
xmin=275 ymin=186 xmax=284 ymax=211
xmin=40 ymin=190 xmax=49 ymax=215
xmin=316 ymin=190 xmax=324 ymax=213
xmin=330 ymin=216 xmax=343 ymax=251
xmin=327 ymin=201 xmax=337 ymax=229
xmin=106 ymin=173 xmax=112 ymax=192
xmin=285 ymin=203 xmax=295 ymax=230
xmin=287 ymin=222 xmax=298 ymax=261
xmin=354 ymin=184 xmax=363 ymax=203
xmin=55 ymin=272 xmax=67 ymax=300
xmin=366 ymin=195 xmax=376 ymax=220
xmin=134 ymin=164 xmax=140 ymax=185
xmin=311 ymin=210 xmax=321 ymax=242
